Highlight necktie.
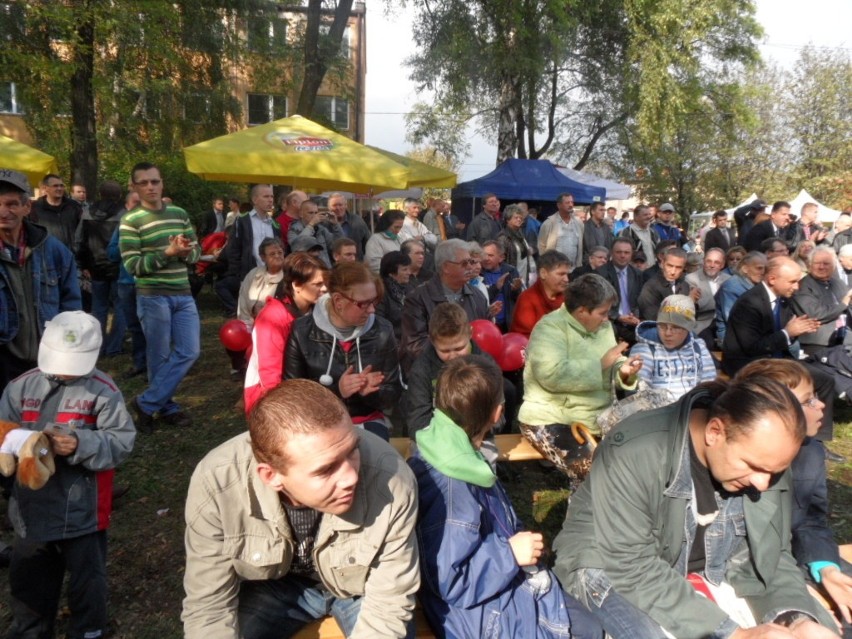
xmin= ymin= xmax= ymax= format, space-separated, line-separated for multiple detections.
xmin=773 ymin=298 xmax=782 ymax=331
xmin=618 ymin=269 xmax=630 ymax=316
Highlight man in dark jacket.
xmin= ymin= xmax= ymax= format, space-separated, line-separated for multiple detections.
xmin=703 ymin=210 xmax=737 ymax=253
xmin=198 ymin=197 xmax=226 ymax=238
xmin=722 ymin=257 xmax=835 ymax=441
xmin=596 ymin=238 xmax=643 ymax=343
xmin=743 ymin=201 xmax=792 ymax=252
xmin=29 ymin=173 xmax=82 ymax=251
xmin=637 ymin=247 xmax=695 ymax=320
xmin=582 ymin=202 xmax=613 ymax=263
xmin=400 ymin=239 xmax=489 ymax=375
xmin=785 ymin=202 xmax=828 ymax=247
xmin=0 ymin=169 xmax=82 ymax=392
xmin=215 ymin=185 xmax=280 ymax=316
xmin=74 ymin=180 xmax=125 ymax=356
xmin=329 ymin=193 xmax=370 ymax=259
xmin=466 ymin=193 xmax=503 ymax=246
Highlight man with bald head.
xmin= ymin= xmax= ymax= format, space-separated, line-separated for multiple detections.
xmin=723 ymin=257 xmax=836 ymax=440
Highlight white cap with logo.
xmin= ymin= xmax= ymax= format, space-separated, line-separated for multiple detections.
xmin=38 ymin=311 xmax=103 ymax=377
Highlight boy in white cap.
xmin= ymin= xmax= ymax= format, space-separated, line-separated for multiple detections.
xmin=0 ymin=310 xmax=135 ymax=639
xmin=629 ymin=294 xmax=717 ymax=400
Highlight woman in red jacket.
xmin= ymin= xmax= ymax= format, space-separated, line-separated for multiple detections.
xmin=510 ymin=250 xmax=570 ymax=337
xmin=243 ymin=253 xmax=328 ymax=414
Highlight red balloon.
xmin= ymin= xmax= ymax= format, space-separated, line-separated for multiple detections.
xmin=219 ymin=319 xmax=251 ymax=351
xmin=498 ymin=332 xmax=529 ymax=372
xmin=470 ymin=319 xmax=503 ymax=359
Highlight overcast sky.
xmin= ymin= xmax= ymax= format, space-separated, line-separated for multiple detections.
xmin=363 ymin=0 xmax=852 ymax=182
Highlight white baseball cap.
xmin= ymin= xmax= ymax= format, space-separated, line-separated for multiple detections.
xmin=38 ymin=311 xmax=102 ymax=376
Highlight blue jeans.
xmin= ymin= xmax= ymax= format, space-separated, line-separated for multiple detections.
xmin=571 ymin=568 xmax=668 ymax=639
xmin=237 ymin=575 xmax=415 ymax=639
xmin=136 ymin=294 xmax=200 ymax=416
xmin=91 ymin=279 xmax=126 ymax=356
xmin=117 ymin=283 xmax=146 ymax=373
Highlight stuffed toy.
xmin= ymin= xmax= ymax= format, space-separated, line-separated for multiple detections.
xmin=0 ymin=419 xmax=56 ymax=490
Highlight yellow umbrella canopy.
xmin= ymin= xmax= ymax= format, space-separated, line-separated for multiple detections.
xmin=183 ymin=115 xmax=455 ymax=193
xmin=367 ymin=146 xmax=456 ymax=188
xmin=0 ymin=134 xmax=59 ymax=188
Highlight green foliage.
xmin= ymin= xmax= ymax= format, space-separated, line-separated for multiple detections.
xmin=402 ymin=0 xmax=761 ymax=167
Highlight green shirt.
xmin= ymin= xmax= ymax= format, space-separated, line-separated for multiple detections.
xmin=119 ymin=204 xmax=200 ymax=296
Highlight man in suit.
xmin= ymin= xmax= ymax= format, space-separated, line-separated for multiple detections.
xmin=791 ymin=246 xmax=852 ymax=352
xmin=328 ymin=193 xmax=370 ymax=260
xmin=596 ymin=238 xmax=643 ymax=343
xmin=743 ymin=200 xmax=792 ymax=252
xmin=637 ymin=247 xmax=696 ymax=321
xmin=685 ymin=248 xmax=729 ymax=350
xmin=702 ymin=210 xmax=737 ymax=253
xmin=722 ymin=257 xmax=836 ymax=441
xmin=199 ymin=197 xmax=226 ymax=238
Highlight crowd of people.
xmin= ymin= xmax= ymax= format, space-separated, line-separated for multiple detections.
xmin=0 ymin=163 xmax=850 ymax=638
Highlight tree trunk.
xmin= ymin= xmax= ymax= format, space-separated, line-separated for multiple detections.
xmin=70 ymin=2 xmax=97 ymax=195
xmin=496 ymin=72 xmax=520 ymax=164
xmin=295 ymin=0 xmax=354 ymax=118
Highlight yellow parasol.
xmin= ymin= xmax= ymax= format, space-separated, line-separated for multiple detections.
xmin=183 ymin=115 xmax=456 ymax=193
xmin=0 ymin=134 xmax=59 ymax=188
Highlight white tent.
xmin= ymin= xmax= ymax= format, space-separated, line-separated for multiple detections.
xmin=788 ymin=189 xmax=841 ymax=224
xmin=556 ymin=167 xmax=632 ymax=200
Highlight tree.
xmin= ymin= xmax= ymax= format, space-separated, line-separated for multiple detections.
xmin=0 ymin=0 xmax=355 ymax=200
xmin=295 ymin=0 xmax=355 ymax=117
xmin=784 ymin=46 xmax=852 ymax=208
xmin=402 ymin=0 xmax=761 ymax=170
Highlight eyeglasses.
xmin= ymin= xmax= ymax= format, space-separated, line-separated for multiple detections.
xmin=134 ymin=179 xmax=162 ymax=186
xmin=802 ymin=396 xmax=821 ymax=408
xmin=447 ymin=259 xmax=477 ymax=267
xmin=338 ymin=292 xmax=379 ymax=310
xmin=47 ymin=183 xmax=65 ymax=188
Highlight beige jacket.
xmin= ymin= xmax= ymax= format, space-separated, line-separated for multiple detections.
xmin=182 ymin=430 xmax=419 ymax=639
xmin=537 ymin=213 xmax=584 ymax=267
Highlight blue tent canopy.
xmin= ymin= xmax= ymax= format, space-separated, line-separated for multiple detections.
xmin=452 ymin=158 xmax=606 ymax=204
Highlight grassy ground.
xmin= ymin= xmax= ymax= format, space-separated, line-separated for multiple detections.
xmin=0 ymin=288 xmax=850 ymax=637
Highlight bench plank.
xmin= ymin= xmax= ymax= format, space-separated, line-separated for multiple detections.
xmin=391 ymin=434 xmax=544 ymax=462
xmin=293 ymin=608 xmax=435 ymax=639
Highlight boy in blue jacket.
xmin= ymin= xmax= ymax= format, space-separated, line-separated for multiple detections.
xmin=408 ymin=354 xmax=602 ymax=638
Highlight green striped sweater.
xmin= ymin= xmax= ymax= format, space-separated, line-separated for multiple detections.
xmin=119 ymin=205 xmax=201 ymax=296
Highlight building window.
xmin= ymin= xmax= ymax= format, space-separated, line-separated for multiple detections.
xmin=319 ymin=24 xmax=351 ymax=59
xmin=0 ymin=81 xmax=23 ymax=114
xmin=0 ymin=3 xmax=24 ymax=42
xmin=247 ymin=94 xmax=287 ymax=125
xmin=248 ymin=15 xmax=286 ymax=53
xmin=314 ymin=96 xmax=349 ymax=130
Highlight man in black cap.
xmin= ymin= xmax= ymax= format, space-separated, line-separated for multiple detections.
xmin=0 ymin=169 xmax=81 ymax=393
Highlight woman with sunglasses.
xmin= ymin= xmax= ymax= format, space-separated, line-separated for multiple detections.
xmin=285 ymin=261 xmax=402 ymax=440
xmin=243 ymin=252 xmax=329 ymax=415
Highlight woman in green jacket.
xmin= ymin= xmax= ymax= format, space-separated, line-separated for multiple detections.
xmin=518 ymin=273 xmax=642 ymax=477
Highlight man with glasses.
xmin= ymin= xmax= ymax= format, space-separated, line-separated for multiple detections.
xmin=119 ymin=161 xmax=201 ymax=432
xmin=399 ymin=239 xmax=489 ymax=375
xmin=30 ymin=173 xmax=82 ymax=250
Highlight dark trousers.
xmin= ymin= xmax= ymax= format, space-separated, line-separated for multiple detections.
xmin=7 ymin=531 xmax=108 ymax=639
xmin=803 ymin=361 xmax=835 ymax=441
xmin=214 ymin=275 xmax=241 ymax=316
xmin=116 ymin=282 xmax=147 ymax=374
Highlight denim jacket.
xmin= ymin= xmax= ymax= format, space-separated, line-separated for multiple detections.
xmin=0 ymin=220 xmax=81 ymax=345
